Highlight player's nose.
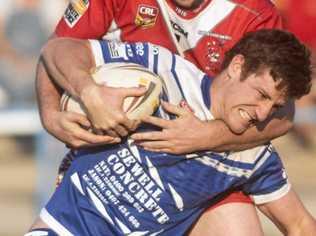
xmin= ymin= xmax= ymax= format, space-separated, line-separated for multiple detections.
xmin=256 ymin=101 xmax=273 ymax=122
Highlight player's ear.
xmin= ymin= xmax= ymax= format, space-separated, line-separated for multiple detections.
xmin=227 ymin=54 xmax=244 ymax=80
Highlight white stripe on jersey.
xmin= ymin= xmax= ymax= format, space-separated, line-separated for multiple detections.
xmin=191 ymin=154 xmax=252 ymax=178
xmin=185 ymin=145 xmax=271 ymax=178
xmin=89 ymin=39 xmax=105 ymax=67
xmin=252 ymin=145 xmax=274 ymax=173
xmin=24 ymin=231 xmax=48 ymax=236
xmin=251 ymin=182 xmax=291 ymax=205
xmin=40 ymin=208 xmax=74 ymax=236
xmin=145 ymin=156 xmax=165 ymax=191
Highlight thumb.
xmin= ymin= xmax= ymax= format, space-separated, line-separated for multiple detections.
xmin=74 ymin=113 xmax=92 ymax=128
xmin=122 ymin=86 xmax=147 ymax=98
xmin=162 ymin=101 xmax=189 ymax=117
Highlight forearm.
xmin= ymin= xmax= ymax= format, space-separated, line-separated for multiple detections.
xmin=36 ymin=57 xmax=63 ymax=132
xmin=41 ymin=38 xmax=96 ymax=100
xmin=206 ymin=101 xmax=294 ymax=152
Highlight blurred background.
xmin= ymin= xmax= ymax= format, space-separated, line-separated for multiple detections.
xmin=0 ymin=0 xmax=315 ymax=235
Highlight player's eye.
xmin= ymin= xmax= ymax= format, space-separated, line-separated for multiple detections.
xmin=258 ymin=90 xmax=268 ymax=100
xmin=273 ymin=104 xmax=284 ymax=110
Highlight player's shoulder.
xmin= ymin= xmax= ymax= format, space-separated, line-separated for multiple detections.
xmin=230 ymin=0 xmax=278 ymax=14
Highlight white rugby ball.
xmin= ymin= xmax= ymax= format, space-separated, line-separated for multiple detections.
xmin=60 ymin=63 xmax=163 ymax=120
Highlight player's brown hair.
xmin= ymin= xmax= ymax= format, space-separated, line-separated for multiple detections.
xmin=221 ymin=29 xmax=312 ymax=99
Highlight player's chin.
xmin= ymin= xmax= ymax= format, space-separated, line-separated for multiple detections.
xmin=227 ymin=121 xmax=249 ymax=135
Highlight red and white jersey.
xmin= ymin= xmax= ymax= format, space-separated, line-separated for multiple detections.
xmin=55 ymin=0 xmax=283 ymax=76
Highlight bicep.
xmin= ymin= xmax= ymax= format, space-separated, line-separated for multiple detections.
xmin=40 ymin=38 xmax=95 ymax=98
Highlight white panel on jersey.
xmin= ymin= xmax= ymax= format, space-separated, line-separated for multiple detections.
xmin=40 ymin=208 xmax=74 ymax=236
xmin=168 ymin=183 xmax=184 ymax=211
xmin=167 ymin=0 xmax=237 ymax=50
xmin=71 ymin=172 xmax=85 ymax=195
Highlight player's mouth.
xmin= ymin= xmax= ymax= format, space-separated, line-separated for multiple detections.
xmin=239 ymin=109 xmax=256 ymax=126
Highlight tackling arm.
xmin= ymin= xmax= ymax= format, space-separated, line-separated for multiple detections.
xmin=40 ymin=38 xmax=146 ymax=138
xmin=37 ymin=37 xmax=125 ymax=147
xmin=132 ymin=99 xmax=294 ymax=154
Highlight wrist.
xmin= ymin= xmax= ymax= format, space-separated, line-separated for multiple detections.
xmin=79 ymin=81 xmax=99 ymax=105
xmin=71 ymin=69 xmax=96 ymax=100
xmin=41 ymin=107 xmax=61 ymax=132
xmin=203 ymin=120 xmax=230 ymax=151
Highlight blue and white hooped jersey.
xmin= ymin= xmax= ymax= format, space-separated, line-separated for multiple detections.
xmin=41 ymin=41 xmax=290 ymax=236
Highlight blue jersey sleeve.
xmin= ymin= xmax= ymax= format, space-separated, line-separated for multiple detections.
xmin=242 ymin=145 xmax=290 ymax=204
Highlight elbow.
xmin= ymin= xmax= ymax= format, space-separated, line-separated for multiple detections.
xmin=275 ymin=100 xmax=295 ymax=136
xmin=40 ymin=38 xmax=63 ymax=64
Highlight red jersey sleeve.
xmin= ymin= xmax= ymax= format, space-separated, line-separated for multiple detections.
xmin=55 ymin=0 xmax=120 ymax=39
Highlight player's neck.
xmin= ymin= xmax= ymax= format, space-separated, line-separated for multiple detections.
xmin=172 ymin=0 xmax=206 ymax=10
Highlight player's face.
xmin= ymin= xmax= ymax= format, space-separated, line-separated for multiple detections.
xmin=172 ymin=0 xmax=204 ymax=10
xmin=216 ymin=67 xmax=287 ymax=134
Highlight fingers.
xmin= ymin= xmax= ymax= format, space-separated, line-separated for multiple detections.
xmin=106 ymin=124 xmax=129 ymax=137
xmin=91 ymin=112 xmax=135 ymax=137
xmin=140 ymin=115 xmax=172 ymax=128
xmin=129 ymin=119 xmax=141 ymax=132
xmin=134 ymin=141 xmax=171 ymax=153
xmin=74 ymin=111 xmax=141 ymax=138
xmin=73 ymin=113 xmax=92 ymax=129
xmin=131 ymin=131 xmax=165 ymax=141
xmin=62 ymin=112 xmax=121 ymax=148
xmin=67 ymin=127 xmax=121 ymax=148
